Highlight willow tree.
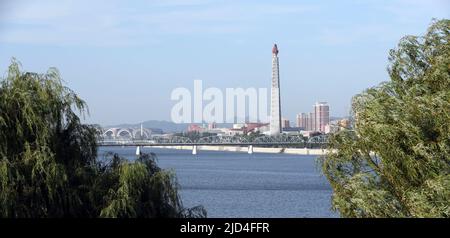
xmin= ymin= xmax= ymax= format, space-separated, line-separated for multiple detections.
xmin=320 ymin=19 xmax=450 ymax=218
xmin=0 ymin=59 xmax=205 ymax=218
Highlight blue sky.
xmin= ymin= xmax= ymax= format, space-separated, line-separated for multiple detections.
xmin=0 ymin=0 xmax=449 ymax=125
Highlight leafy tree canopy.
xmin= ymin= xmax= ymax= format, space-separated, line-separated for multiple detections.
xmin=0 ymin=59 xmax=205 ymax=218
xmin=321 ymin=19 xmax=450 ymax=217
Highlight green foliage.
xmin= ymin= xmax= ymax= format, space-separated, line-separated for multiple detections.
xmin=0 ymin=59 xmax=206 ymax=218
xmin=320 ymin=19 xmax=450 ymax=218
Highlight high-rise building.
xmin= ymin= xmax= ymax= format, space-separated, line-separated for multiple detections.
xmin=314 ymin=102 xmax=330 ymax=132
xmin=282 ymin=118 xmax=290 ymax=129
xmin=296 ymin=113 xmax=308 ymax=129
xmin=269 ymin=44 xmax=282 ymax=136
xmin=309 ymin=112 xmax=315 ymax=131
xmin=296 ymin=103 xmax=330 ymax=132
xmin=207 ymin=122 xmax=217 ymax=130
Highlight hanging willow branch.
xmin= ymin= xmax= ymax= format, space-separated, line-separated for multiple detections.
xmin=0 ymin=58 xmax=206 ymax=218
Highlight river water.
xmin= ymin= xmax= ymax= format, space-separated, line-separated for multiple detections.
xmin=98 ymin=146 xmax=338 ymax=218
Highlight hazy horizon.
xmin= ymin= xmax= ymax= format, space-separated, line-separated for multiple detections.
xmin=1 ymin=0 xmax=449 ymax=125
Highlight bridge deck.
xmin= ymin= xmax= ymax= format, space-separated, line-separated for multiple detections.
xmin=98 ymin=142 xmax=326 ymax=147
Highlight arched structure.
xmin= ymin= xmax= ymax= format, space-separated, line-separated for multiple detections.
xmin=102 ymin=128 xmax=119 ymax=139
xmin=102 ymin=127 xmax=155 ymax=140
xmin=196 ymin=135 xmax=249 ymax=144
xmin=154 ymin=136 xmax=193 ymax=144
xmin=253 ymin=135 xmax=305 ymax=144
xmin=308 ymin=134 xmax=328 ymax=143
xmin=132 ymin=128 xmax=152 ymax=139
xmin=116 ymin=129 xmax=132 ymax=139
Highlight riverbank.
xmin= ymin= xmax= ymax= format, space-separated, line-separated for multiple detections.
xmin=148 ymin=145 xmax=329 ymax=155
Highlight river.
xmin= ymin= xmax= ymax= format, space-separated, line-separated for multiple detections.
xmin=98 ymin=146 xmax=338 ymax=218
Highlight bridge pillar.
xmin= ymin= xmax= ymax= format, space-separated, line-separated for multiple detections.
xmin=192 ymin=145 xmax=197 ymax=155
xmin=248 ymin=145 xmax=253 ymax=154
xmin=136 ymin=146 xmax=141 ymax=156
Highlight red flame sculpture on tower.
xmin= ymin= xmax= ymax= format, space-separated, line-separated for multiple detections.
xmin=272 ymin=44 xmax=279 ymax=55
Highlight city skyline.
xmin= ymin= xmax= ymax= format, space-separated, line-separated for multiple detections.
xmin=0 ymin=0 xmax=448 ymax=126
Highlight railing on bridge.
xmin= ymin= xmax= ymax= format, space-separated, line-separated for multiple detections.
xmin=98 ymin=134 xmax=328 ymax=147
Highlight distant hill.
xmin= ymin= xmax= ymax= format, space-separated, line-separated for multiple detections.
xmin=106 ymin=120 xmax=187 ymax=133
xmin=105 ymin=120 xmax=234 ymax=133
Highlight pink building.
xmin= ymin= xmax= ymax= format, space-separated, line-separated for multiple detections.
xmin=295 ymin=102 xmax=330 ymax=132
xmin=187 ymin=124 xmax=203 ymax=133
xmin=281 ymin=118 xmax=290 ymax=129
xmin=296 ymin=113 xmax=308 ymax=129
xmin=309 ymin=112 xmax=315 ymax=131
xmin=314 ymin=102 xmax=330 ymax=132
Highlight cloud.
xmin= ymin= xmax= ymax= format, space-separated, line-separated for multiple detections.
xmin=1 ymin=0 xmax=74 ymax=22
xmin=318 ymin=24 xmax=403 ymax=46
xmin=384 ymin=0 xmax=449 ymax=21
xmin=0 ymin=0 xmax=316 ymax=46
xmin=149 ymin=0 xmax=214 ymax=7
xmin=3 ymin=0 xmax=445 ymax=47
xmin=316 ymin=0 xmax=449 ymax=46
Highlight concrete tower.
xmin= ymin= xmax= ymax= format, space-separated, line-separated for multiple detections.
xmin=269 ymin=44 xmax=282 ymax=136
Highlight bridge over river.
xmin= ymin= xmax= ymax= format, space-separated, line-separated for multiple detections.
xmin=98 ymin=134 xmax=329 ymax=154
